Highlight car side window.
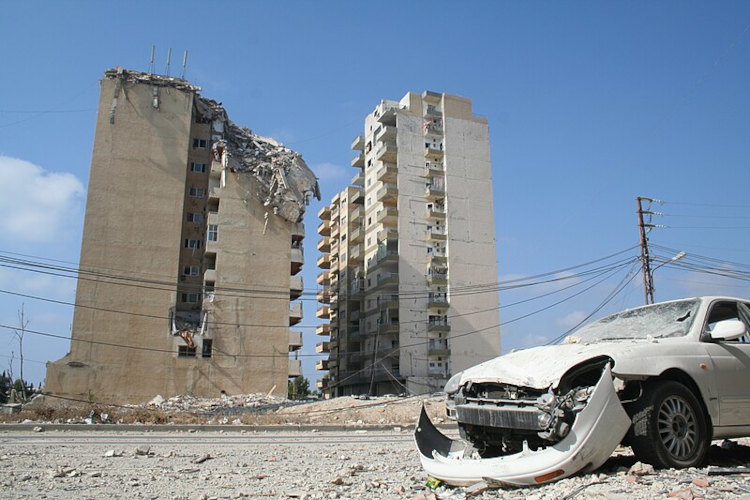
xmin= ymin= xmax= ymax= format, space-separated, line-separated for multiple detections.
xmin=705 ymin=301 xmax=750 ymax=343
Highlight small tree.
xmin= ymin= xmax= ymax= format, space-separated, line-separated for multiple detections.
xmin=287 ymin=376 xmax=310 ymax=400
xmin=13 ymin=304 xmax=29 ymax=400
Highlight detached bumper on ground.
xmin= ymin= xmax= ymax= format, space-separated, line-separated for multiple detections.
xmin=414 ymin=365 xmax=631 ymax=486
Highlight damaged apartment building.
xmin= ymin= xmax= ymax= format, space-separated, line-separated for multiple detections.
xmin=46 ymin=67 xmax=319 ymax=404
xmin=316 ymin=91 xmax=501 ymax=397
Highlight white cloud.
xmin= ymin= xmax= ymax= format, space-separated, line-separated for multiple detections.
xmin=0 ymin=156 xmax=85 ymax=242
xmin=312 ymin=162 xmax=348 ymax=181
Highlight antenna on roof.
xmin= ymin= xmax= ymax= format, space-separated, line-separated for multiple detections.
xmin=181 ymin=50 xmax=188 ymax=80
xmin=149 ymin=45 xmax=155 ymax=74
xmin=165 ymin=47 xmax=172 ymax=76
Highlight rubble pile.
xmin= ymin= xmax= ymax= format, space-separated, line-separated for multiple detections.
xmin=107 ymin=68 xmax=320 ymax=224
xmin=139 ymin=393 xmax=293 ymax=415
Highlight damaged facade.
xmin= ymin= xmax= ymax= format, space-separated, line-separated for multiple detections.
xmin=316 ymin=92 xmax=501 ymax=397
xmin=45 ymin=67 xmax=318 ymax=404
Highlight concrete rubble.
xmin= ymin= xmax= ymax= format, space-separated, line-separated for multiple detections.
xmin=106 ymin=67 xmax=320 ymax=224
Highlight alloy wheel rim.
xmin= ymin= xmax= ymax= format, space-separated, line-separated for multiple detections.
xmin=657 ymin=395 xmax=697 ymax=460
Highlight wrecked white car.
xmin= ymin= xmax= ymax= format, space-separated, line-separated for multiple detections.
xmin=416 ymin=297 xmax=750 ymax=486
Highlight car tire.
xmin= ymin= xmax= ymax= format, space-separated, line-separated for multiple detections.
xmin=627 ymin=380 xmax=709 ymax=468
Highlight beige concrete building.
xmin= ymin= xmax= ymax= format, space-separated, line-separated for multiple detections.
xmin=45 ymin=68 xmax=318 ymax=404
xmin=317 ymin=91 xmax=501 ymax=397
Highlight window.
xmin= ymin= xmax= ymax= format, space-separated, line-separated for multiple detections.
xmin=189 ymin=187 xmax=205 ymax=198
xmin=185 ymin=239 xmax=202 ymax=249
xmin=202 ymin=339 xmax=213 ymax=358
xmin=187 ymin=213 xmax=203 ymax=223
xmin=207 ymin=224 xmax=218 ymax=242
xmin=191 ymin=162 xmax=207 ymax=173
xmin=192 ymin=138 xmax=207 ymax=148
xmin=178 ymin=345 xmax=196 ymax=357
xmin=181 ymin=292 xmax=199 ymax=303
xmin=183 ymin=265 xmax=200 ymax=276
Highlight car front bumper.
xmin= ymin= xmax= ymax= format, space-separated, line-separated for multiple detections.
xmin=414 ymin=365 xmax=631 ymax=486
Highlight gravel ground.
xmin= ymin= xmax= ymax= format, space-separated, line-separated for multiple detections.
xmin=1 ymin=428 xmax=750 ymax=499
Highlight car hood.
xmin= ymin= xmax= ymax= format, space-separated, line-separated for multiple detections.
xmin=458 ymin=342 xmax=637 ymax=390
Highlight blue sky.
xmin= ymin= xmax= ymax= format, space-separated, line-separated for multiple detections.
xmin=1 ymin=1 xmax=750 ymax=389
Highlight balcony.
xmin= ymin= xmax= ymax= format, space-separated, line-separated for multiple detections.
xmin=318 ymin=237 xmax=331 ymax=253
xmin=203 ymin=268 xmax=217 ymax=283
xmin=317 ymin=220 xmax=331 ymax=236
xmin=376 ymin=272 xmax=399 ymax=288
xmin=376 ymin=207 xmax=399 ymax=225
xmin=427 ymin=271 xmax=448 ymax=286
xmin=424 ymin=120 xmax=443 ymax=135
xmin=315 ymin=341 xmax=330 ymax=354
xmin=424 ymin=105 xmax=442 ymax=118
xmin=289 ymin=330 xmax=303 ymax=352
xmin=317 ymin=271 xmax=330 ymax=286
xmin=317 ymin=254 xmax=331 ymax=269
xmin=316 ymin=289 xmax=330 ymax=304
xmin=316 ymin=324 xmax=331 ymax=336
xmin=210 ymin=159 xmax=223 ymax=178
xmin=378 ymin=321 xmax=399 ymax=334
xmin=318 ymin=205 xmax=331 ymax=220
xmin=290 ymin=275 xmax=303 ymax=300
xmin=289 ymin=302 xmax=303 ymax=326
xmin=330 ymin=256 xmax=340 ymax=273
xmin=351 ymin=153 xmax=365 ymax=168
xmin=376 ymin=103 xmax=397 ymax=125
xmin=425 ymin=161 xmax=444 ymax=174
xmin=375 ymin=143 xmax=397 ymax=163
xmin=428 ymin=292 xmax=450 ymax=308
xmin=428 ymin=317 xmax=450 ymax=333
xmin=350 ymin=278 xmax=364 ymax=294
xmin=377 ymin=227 xmax=399 ymax=243
xmin=378 ymin=294 xmax=399 ymax=311
xmin=349 ymin=226 xmax=363 ymax=243
xmin=426 ymin=206 xmax=446 ymax=220
xmin=374 ymin=124 xmax=396 ymax=145
xmin=351 ymin=134 xmax=365 ymax=151
xmin=349 ymin=206 xmax=362 ymax=222
xmin=375 ymin=163 xmax=397 ymax=183
xmin=291 ymin=222 xmax=305 ymax=241
xmin=315 ymin=359 xmax=330 ymax=371
xmin=427 ymin=229 xmax=447 ymax=241
xmin=330 ymin=295 xmax=339 ymax=310
xmin=349 ymin=244 xmax=363 ymax=263
xmin=428 ymin=339 xmax=450 ymax=356
xmin=426 ymin=251 xmax=447 ymax=266
xmin=316 ymin=379 xmax=328 ymax=390
xmin=291 ymin=247 xmax=304 ymax=275
xmin=288 ymin=359 xmax=302 ymax=378
xmin=351 ymin=171 xmax=364 ymax=187
xmin=316 ymin=306 xmax=330 ymax=319
xmin=376 ymin=182 xmax=398 ymax=203
xmin=330 ymin=222 xmax=340 ymax=239
xmin=425 ymin=146 xmax=444 ymax=161
xmin=425 ymin=182 xmax=445 ymax=200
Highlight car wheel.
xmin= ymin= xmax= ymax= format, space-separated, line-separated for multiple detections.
xmin=628 ymin=380 xmax=709 ymax=468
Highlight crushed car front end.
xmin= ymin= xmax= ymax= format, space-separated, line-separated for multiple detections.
xmin=415 ymin=364 xmax=631 ymax=486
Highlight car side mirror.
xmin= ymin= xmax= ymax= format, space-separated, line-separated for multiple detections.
xmin=710 ymin=319 xmax=747 ymax=341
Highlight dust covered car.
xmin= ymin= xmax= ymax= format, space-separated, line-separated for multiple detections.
xmin=415 ymin=297 xmax=750 ymax=486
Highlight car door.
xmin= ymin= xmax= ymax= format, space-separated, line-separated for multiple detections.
xmin=701 ymin=300 xmax=750 ymax=427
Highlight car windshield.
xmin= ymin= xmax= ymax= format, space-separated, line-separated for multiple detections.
xmin=573 ymin=299 xmax=701 ymax=342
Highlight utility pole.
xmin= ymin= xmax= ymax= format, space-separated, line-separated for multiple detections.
xmin=636 ymin=197 xmax=656 ymax=304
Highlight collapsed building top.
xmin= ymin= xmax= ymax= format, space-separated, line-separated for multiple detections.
xmin=104 ymin=67 xmax=320 ymax=223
